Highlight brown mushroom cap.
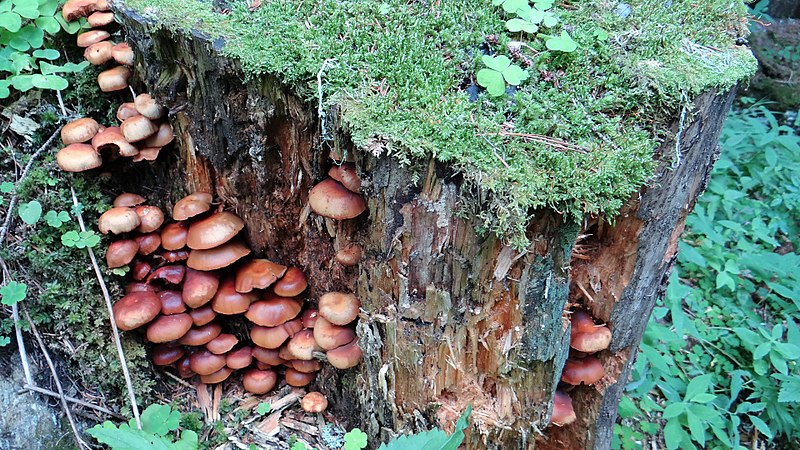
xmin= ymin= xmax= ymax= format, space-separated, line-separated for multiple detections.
xmin=84 ymin=40 xmax=114 ymax=65
xmin=113 ymin=193 xmax=146 ymax=207
xmin=152 ymin=344 xmax=185 ymax=366
xmin=56 ymin=144 xmax=102 ymax=172
xmin=87 ymin=10 xmax=114 ymax=27
xmin=94 ymin=0 xmax=109 ymax=10
xmin=112 ymin=291 xmax=161 ymax=331
xmin=212 ymin=277 xmax=258 ymax=315
xmin=111 ymin=42 xmax=134 ymax=66
xmin=318 ymin=292 xmax=360 ymax=326
xmin=134 ymin=205 xmax=164 ymax=233
xmin=145 ymin=313 xmax=192 ymax=343
xmin=134 ymin=233 xmax=161 ymax=256
xmin=186 ymin=212 xmax=245 ymax=250
xmin=179 ymin=322 xmax=222 ymax=346
xmin=234 ymin=259 xmax=287 ymax=293
xmin=77 ymin=30 xmax=109 ymax=48
xmin=308 ymin=178 xmax=367 ymax=220
xmin=131 ymin=147 xmax=161 ymax=163
xmin=186 ymin=240 xmax=251 ymax=271
xmin=328 ymin=163 xmax=361 ymax=193
xmin=147 ymin=265 xmax=186 ymax=285
xmin=300 ymin=392 xmax=328 ymax=413
xmin=97 ymin=66 xmax=131 ymax=92
xmin=273 ymin=267 xmax=308 ymax=297
xmin=161 ymin=250 xmax=189 ymax=263
xmin=250 ymin=318 xmax=303 ymax=349
xmin=206 ymin=334 xmax=238 ymax=354
xmin=61 ymin=118 xmax=100 ymax=144
xmin=242 ymin=368 xmax=277 ymax=394
xmin=335 ymin=244 xmax=362 ymax=267
xmin=570 ymin=310 xmax=612 ymax=353
xmin=301 ymin=309 xmax=319 ymax=329
xmin=189 ymin=350 xmax=226 ymax=376
xmin=62 ymin=0 xmax=97 ymax=21
xmin=551 ymin=390 xmax=577 ymax=427
xmin=188 ymin=304 xmax=216 ymax=326
xmin=183 ymin=268 xmax=220 ymax=308
xmin=121 ymin=115 xmax=158 ymax=143
xmin=561 ymin=356 xmax=604 ymax=386
xmin=134 ymin=93 xmax=165 ymax=120
xmin=158 ymin=290 xmax=186 ymax=315
xmin=126 ymin=282 xmax=156 ymax=294
xmin=176 ymin=356 xmax=194 ymax=378
xmin=251 ymin=346 xmax=286 ymax=366
xmin=161 ymin=222 xmax=189 ymax=251
xmin=200 ymin=366 xmax=232 ymax=384
xmin=98 ymin=207 xmax=141 ymax=234
xmin=286 ymin=329 xmax=322 ymax=361
xmin=106 ymin=239 xmax=139 ymax=268
xmin=245 ymin=295 xmax=302 ymax=327
xmin=326 ymin=338 xmax=364 ymax=369
xmin=291 ymin=359 xmax=322 ymax=373
xmin=143 ymin=122 xmax=174 ymax=148
xmin=173 ymin=192 xmax=212 ymax=221
xmin=313 ymin=317 xmax=356 ymax=350
xmin=284 ymin=368 xmax=315 ymax=387
xmin=116 ymin=102 xmax=139 ymax=122
xmin=226 ymin=346 xmax=253 ymax=369
xmin=132 ymin=262 xmax=151 ymax=281
xmin=92 ymin=126 xmax=138 ymax=157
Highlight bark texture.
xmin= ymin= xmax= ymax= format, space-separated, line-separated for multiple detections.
xmin=116 ymin=3 xmax=735 ymax=448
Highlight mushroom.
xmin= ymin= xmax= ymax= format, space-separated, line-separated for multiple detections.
xmin=126 ymin=282 xmax=155 ymax=294
xmin=335 ymin=244 xmax=362 ymax=266
xmin=56 ymin=144 xmax=102 ymax=172
xmin=326 ymin=338 xmax=364 ymax=369
xmin=291 ymin=359 xmax=322 ymax=373
xmin=176 ymin=357 xmax=195 ymax=378
xmin=121 ymin=115 xmax=158 ymax=143
xmin=188 ymin=304 xmax=216 ymax=326
xmin=151 ymin=344 xmax=185 ymax=366
xmin=61 ymin=118 xmax=100 ymax=144
xmin=146 ymin=265 xmax=186 ymax=285
xmin=284 ymin=368 xmax=315 ymax=387
xmin=116 ymin=102 xmax=139 ymax=122
xmin=134 ymin=93 xmax=166 ymax=120
xmin=234 ymin=259 xmax=287 ymax=293
xmin=134 ymin=233 xmax=161 ymax=255
xmin=161 ymin=222 xmax=189 ymax=250
xmin=561 ymin=356 xmax=604 ymax=386
xmin=62 ymin=0 xmax=97 ymax=21
xmin=84 ymin=41 xmax=114 ymax=65
xmin=94 ymin=0 xmax=109 ymax=10
xmin=245 ymin=295 xmax=302 ymax=327
xmin=250 ymin=318 xmax=303 ymax=349
xmin=76 ymin=30 xmax=109 ymax=47
xmin=111 ymin=42 xmax=134 ymax=66
xmin=97 ymin=66 xmax=131 ymax=92
xmin=242 ymin=369 xmax=277 ymax=394
xmin=112 ymin=291 xmax=161 ymax=330
xmin=132 ymin=262 xmax=151 ymax=281
xmin=179 ymin=322 xmax=222 ymax=346
xmin=273 ymin=267 xmax=308 ymax=297
xmin=161 ymin=250 xmax=190 ymax=262
xmin=301 ymin=309 xmax=319 ymax=328
xmin=206 ymin=334 xmax=238 ymax=354
xmin=212 ymin=278 xmax=258 ymax=315
xmin=87 ymin=11 xmax=114 ymax=27
xmin=251 ymin=346 xmax=286 ymax=366
xmin=113 ymin=193 xmax=146 ymax=207
xmin=158 ymin=290 xmax=186 ymax=315
xmin=570 ymin=310 xmax=612 ymax=354
xmin=200 ymin=367 xmax=232 ymax=384
xmin=301 ymin=392 xmax=328 ymax=413
xmin=285 ymin=329 xmax=322 ymax=360
xmin=98 ymin=207 xmax=140 ymax=234
xmin=93 ymin=126 xmax=138 ymax=157
xmin=186 ymin=240 xmax=251 ymax=271
xmin=313 ymin=317 xmax=356 ymax=350
xmin=132 ymin=147 xmax=161 ymax=162
xmin=226 ymin=346 xmax=253 ymax=369
xmin=328 ymin=163 xmax=361 ymax=193
xmin=186 ymin=212 xmax=245 ymax=250
xmin=145 ymin=313 xmax=193 ymax=343
xmin=143 ymin=122 xmax=174 ymax=147
xmin=308 ymin=178 xmax=367 ymax=220
xmin=182 ymin=268 xmax=220 ymax=308
xmin=189 ymin=350 xmax=226 ymax=376
xmin=173 ymin=192 xmax=212 ymax=221
xmin=318 ymin=292 xmax=360 ymax=326
xmin=134 ymin=205 xmax=165 ymax=233
xmin=106 ymin=239 xmax=139 ymax=268
xmin=551 ymin=390 xmax=577 ymax=427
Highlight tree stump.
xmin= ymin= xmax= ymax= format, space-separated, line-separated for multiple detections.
xmin=114 ymin=2 xmax=742 ymax=448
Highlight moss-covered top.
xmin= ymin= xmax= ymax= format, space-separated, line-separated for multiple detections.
xmin=124 ymin=0 xmax=755 ymax=248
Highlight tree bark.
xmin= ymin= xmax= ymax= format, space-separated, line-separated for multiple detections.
xmin=116 ymin=3 xmax=735 ymax=448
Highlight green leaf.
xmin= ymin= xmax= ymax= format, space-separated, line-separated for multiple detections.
xmin=61 ymin=230 xmax=80 ymax=247
xmin=13 ymin=2 xmax=39 ymax=20
xmin=684 ymin=374 xmax=713 ymax=402
xmin=748 ymin=415 xmax=773 ymax=439
xmin=0 ymin=336 xmax=10 ymax=346
xmin=256 ymin=402 xmax=271 ymax=415
xmin=140 ymin=404 xmax=181 ymax=436
xmin=378 ymin=406 xmax=470 ymax=450
xmin=0 ymin=281 xmax=27 ymax=306
xmin=31 ymin=73 xmax=67 ymax=90
xmin=343 ymin=428 xmax=368 ymax=450
xmin=778 ymin=378 xmax=800 ymax=403
xmin=0 ymin=80 xmax=9 ymax=98
xmin=18 ymin=200 xmax=42 ymax=224
xmin=501 ymin=64 xmax=529 ymax=85
xmin=44 ymin=210 xmax=70 ymax=227
xmin=506 ymin=18 xmax=537 ymax=33
xmin=476 ymin=69 xmax=506 ymax=97
xmin=32 ymin=48 xmax=59 ymax=60
xmin=0 ymin=181 xmax=13 ymax=193
xmin=689 ymin=393 xmax=716 ymax=404
xmin=662 ymin=402 xmax=686 ymax=419
xmin=172 ymin=430 xmax=199 ymax=450
xmin=0 ymin=11 xmax=22 ymax=32
xmin=86 ymin=421 xmax=174 ymax=449
xmin=545 ymin=31 xmax=578 ymax=52
xmin=34 ymin=16 xmax=60 ymax=34
xmin=686 ymin=411 xmax=706 ymax=446
xmin=663 ymin=419 xmax=684 ymax=450
xmin=10 ymin=74 xmax=34 ymax=91
xmin=481 ymin=55 xmax=511 ymax=72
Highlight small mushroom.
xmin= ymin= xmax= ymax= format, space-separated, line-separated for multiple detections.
xmin=234 ymin=259 xmax=287 ymax=293
xmin=146 ymin=265 xmax=186 ymax=285
xmin=245 ymin=295 xmax=302 ymax=327
xmin=189 ymin=350 xmax=226 ymax=376
xmin=56 ymin=144 xmax=102 ymax=172
xmin=152 ymin=344 xmax=185 ymax=366
xmin=97 ymin=66 xmax=131 ymax=92
xmin=62 ymin=0 xmax=97 ymax=21
xmin=251 ymin=346 xmax=286 ymax=366
xmin=273 ymin=267 xmax=308 ymax=297
xmin=551 ymin=390 xmax=577 ymax=427
xmin=188 ymin=304 xmax=216 ymax=326
xmin=112 ymin=291 xmax=161 ymax=331
xmin=161 ymin=250 xmax=189 ymax=262
xmin=116 ymin=102 xmax=140 ymax=121
xmin=285 ymin=330 xmax=322 ymax=361
xmin=301 ymin=309 xmax=319 ymax=329
xmin=161 ymin=222 xmax=189 ymax=250
xmin=134 ymin=205 xmax=165 ymax=233
xmin=76 ymin=30 xmax=109 ymax=47
xmin=106 ymin=239 xmax=139 ymax=268
xmin=143 ymin=122 xmax=174 ymax=147
xmin=158 ymin=290 xmax=186 ymax=315
xmin=121 ymin=115 xmax=158 ymax=143
xmin=301 ymin=392 xmax=328 ymax=413
xmin=226 ymin=346 xmax=253 ymax=369
xmin=111 ymin=42 xmax=134 ymax=66
xmin=182 ymin=268 xmax=220 ymax=308
xmin=561 ymin=356 xmax=604 ymax=386
xmin=98 ymin=207 xmax=140 ymax=234
xmin=186 ymin=211 xmax=245 ymax=250
xmin=132 ymin=262 xmax=151 ymax=281
xmin=313 ymin=317 xmax=355 ymax=350
xmin=134 ymin=93 xmax=166 ymax=120
xmin=211 ymin=277 xmax=258 ymax=315
xmin=179 ymin=322 xmax=222 ymax=346
xmin=134 ymin=233 xmax=161 ymax=255
xmin=206 ymin=334 xmax=238 ymax=354
xmin=200 ymin=366 xmax=232 ymax=384
xmin=570 ymin=310 xmax=612 ymax=354
xmin=284 ymin=368 xmax=315 ymax=387
xmin=61 ymin=118 xmax=100 ymax=144
xmin=308 ymin=178 xmax=367 ymax=220
xmin=93 ymin=126 xmax=138 ymax=157
xmin=145 ymin=313 xmax=193 ymax=343
xmin=292 ymin=359 xmax=322 ymax=373
xmin=186 ymin=240 xmax=251 ymax=271
xmin=326 ymin=338 xmax=364 ymax=369
xmin=113 ymin=193 xmax=146 ymax=207
xmin=172 ymin=192 xmax=212 ymax=221
xmin=335 ymin=244 xmax=362 ymax=267
xmin=87 ymin=11 xmax=114 ymax=27
xmin=250 ymin=318 xmax=303 ymax=349
xmin=84 ymin=41 xmax=114 ymax=65
xmin=242 ymin=368 xmax=277 ymax=394
xmin=318 ymin=292 xmax=360 ymax=326
xmin=328 ymin=162 xmax=361 ymax=193
xmin=132 ymin=147 xmax=161 ymax=162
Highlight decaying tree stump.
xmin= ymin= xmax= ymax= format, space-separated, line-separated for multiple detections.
xmin=114 ymin=3 xmax=737 ymax=449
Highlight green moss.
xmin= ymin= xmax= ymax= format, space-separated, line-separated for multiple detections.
xmin=124 ymin=0 xmax=755 ymax=247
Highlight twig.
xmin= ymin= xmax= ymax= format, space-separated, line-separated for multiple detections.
xmin=0 ymin=127 xmax=62 ymax=245
xmin=0 ymin=257 xmax=34 ymax=386
xmin=477 ymin=131 xmax=588 ymax=153
xmin=23 ymin=309 xmax=90 ymax=450
xmin=21 ymin=384 xmax=124 ymax=419
xmin=56 ymin=90 xmax=68 ymax=117
xmin=70 ymin=186 xmax=142 ymax=429
xmin=317 ymin=58 xmax=338 ymax=142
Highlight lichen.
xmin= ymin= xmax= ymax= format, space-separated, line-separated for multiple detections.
xmin=122 ymin=0 xmax=756 ymax=248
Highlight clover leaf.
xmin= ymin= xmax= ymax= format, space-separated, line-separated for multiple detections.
xmin=506 ymin=18 xmax=538 ymax=33
xmin=256 ymin=402 xmax=271 ymax=415
xmin=0 ymin=181 xmax=13 ymax=193
xmin=18 ymin=200 xmax=42 ymax=225
xmin=343 ymin=428 xmax=368 ymax=450
xmin=477 ymin=55 xmax=529 ymax=97
xmin=44 ymin=210 xmax=70 ymax=228
xmin=0 ymin=281 xmax=27 ymax=306
xmin=545 ymin=31 xmax=578 ymax=52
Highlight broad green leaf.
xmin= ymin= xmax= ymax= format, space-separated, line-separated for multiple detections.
xmin=140 ymin=404 xmax=181 ymax=436
xmin=686 ymin=411 xmax=706 ymax=447
xmin=172 ymin=430 xmax=198 ymax=450
xmin=256 ymin=402 xmax=271 ymax=415
xmin=545 ymin=31 xmax=578 ymax=52
xmin=0 ymin=181 xmax=13 ymax=193
xmin=10 ymin=74 xmax=34 ymax=91
xmin=12 ymin=2 xmax=39 ymax=19
xmin=0 ymin=11 xmax=22 ymax=32
xmin=685 ymin=374 xmax=713 ymax=402
xmin=476 ymin=69 xmax=505 ymax=97
xmin=689 ymin=393 xmax=716 ymax=404
xmin=38 ymin=0 xmax=59 ymax=16
xmin=501 ymin=64 xmax=529 ymax=85
xmin=31 ymin=73 xmax=68 ymax=90
xmin=32 ymin=48 xmax=59 ymax=60
xmin=748 ymin=415 xmax=773 ymax=439
xmin=662 ymin=402 xmax=686 ymax=419
xmin=0 ymin=79 xmax=9 ymax=98
xmin=481 ymin=55 xmax=511 ymax=72
xmin=18 ymin=200 xmax=42 ymax=224
xmin=663 ymin=418 xmax=683 ymax=450
xmin=343 ymin=428 xmax=368 ymax=450
xmin=506 ymin=18 xmax=537 ymax=33
xmin=777 ymin=378 xmax=800 ymax=403
xmin=35 ymin=16 xmax=60 ymax=34
xmin=86 ymin=421 xmax=174 ymax=449
xmin=0 ymin=281 xmax=27 ymax=306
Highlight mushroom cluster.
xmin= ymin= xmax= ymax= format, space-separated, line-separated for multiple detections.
xmin=56 ymin=1 xmax=173 ymax=172
xmin=550 ymin=309 xmax=612 ymax=427
xmin=105 ymin=192 xmax=364 ymax=395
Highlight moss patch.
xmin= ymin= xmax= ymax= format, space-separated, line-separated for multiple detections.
xmin=123 ymin=0 xmax=755 ymax=247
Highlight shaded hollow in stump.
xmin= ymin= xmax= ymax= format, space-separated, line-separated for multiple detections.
xmin=115 ymin=4 xmax=736 ymax=450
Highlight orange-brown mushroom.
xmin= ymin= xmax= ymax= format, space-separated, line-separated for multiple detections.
xmin=234 ymin=259 xmax=287 ymax=293
xmin=121 ymin=115 xmax=158 ymax=143
xmin=113 ymin=193 xmax=146 ymax=207
xmin=62 ymin=0 xmax=97 ymax=22
xmin=146 ymin=265 xmax=186 ymax=285
xmin=251 ymin=346 xmax=286 ymax=366
xmin=335 ymin=244 xmax=362 ymax=266
xmin=186 ymin=212 xmax=245 ymax=250
xmin=173 ymin=192 xmax=212 ymax=221
xmin=133 ymin=93 xmax=165 ymax=120
xmin=151 ymin=344 xmax=184 ymax=366
xmin=226 ymin=346 xmax=253 ymax=369
xmin=143 ymin=122 xmax=174 ymax=148
xmin=242 ymin=368 xmax=277 ymax=394
xmin=84 ymin=40 xmax=114 ymax=65
xmin=161 ymin=222 xmax=189 ymax=251
xmin=308 ymin=178 xmax=367 ymax=220
xmin=134 ymin=233 xmax=161 ymax=256
xmin=61 ymin=118 xmax=100 ymax=144
xmin=189 ymin=350 xmax=226 ymax=376
xmin=273 ymin=267 xmax=307 ymax=297
xmin=326 ymin=338 xmax=364 ymax=369
xmin=182 ymin=268 xmax=220 ymax=308
xmin=97 ymin=66 xmax=131 ymax=92
xmin=77 ymin=30 xmax=109 ymax=47
xmin=186 ymin=241 xmax=251 ymax=271
xmin=56 ymin=144 xmax=102 ymax=172
xmin=286 ymin=329 xmax=322 ymax=360
xmin=313 ymin=317 xmax=356 ymax=350
xmin=245 ymin=295 xmax=302 ymax=327
xmin=318 ymin=292 xmax=360 ymax=326
xmin=87 ymin=11 xmax=114 ymax=27
xmin=212 ymin=278 xmax=258 ymax=315
xmin=134 ymin=205 xmax=164 ymax=233
xmin=284 ymin=368 xmax=315 ymax=387
xmin=112 ymin=291 xmax=161 ymax=330
xmin=250 ymin=318 xmax=303 ymax=349
xmin=145 ymin=313 xmax=192 ymax=343
xmin=206 ymin=334 xmax=238 ymax=355
xmin=116 ymin=102 xmax=139 ymax=122
xmin=111 ymin=42 xmax=134 ymax=66
xmin=106 ymin=239 xmax=139 ymax=268
xmin=158 ymin=291 xmax=186 ymax=315
xmin=179 ymin=322 xmax=223 ymax=346
xmin=328 ymin=163 xmax=361 ymax=193
xmin=570 ymin=310 xmax=612 ymax=354
xmin=561 ymin=356 xmax=604 ymax=386
xmin=98 ymin=207 xmax=140 ymax=234
xmin=200 ymin=366 xmax=232 ymax=384
xmin=92 ymin=126 xmax=138 ymax=157
xmin=551 ymin=390 xmax=577 ymax=427
xmin=188 ymin=304 xmax=216 ymax=326
xmin=301 ymin=392 xmax=328 ymax=413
